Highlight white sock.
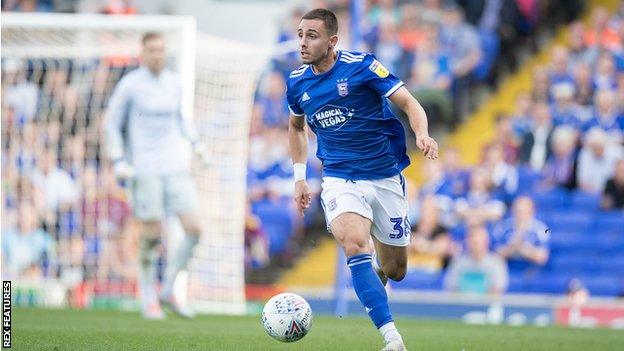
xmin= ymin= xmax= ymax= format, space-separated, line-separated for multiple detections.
xmin=379 ymin=322 xmax=403 ymax=344
xmin=161 ymin=234 xmax=199 ymax=299
xmin=138 ymin=237 xmax=160 ymax=309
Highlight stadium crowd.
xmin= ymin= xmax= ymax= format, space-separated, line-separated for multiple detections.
xmin=405 ymin=5 xmax=624 ymax=296
xmin=3 ymin=0 xmax=623 ymax=298
xmin=2 ymin=56 xmax=140 ymax=304
xmin=245 ymin=0 xmax=584 ymax=274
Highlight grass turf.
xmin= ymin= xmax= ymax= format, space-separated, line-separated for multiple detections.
xmin=11 ymin=307 xmax=624 ymax=350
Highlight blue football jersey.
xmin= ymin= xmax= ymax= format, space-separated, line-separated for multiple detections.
xmin=286 ymin=50 xmax=410 ymax=180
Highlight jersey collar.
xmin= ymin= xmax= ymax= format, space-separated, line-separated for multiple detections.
xmin=310 ymin=50 xmax=341 ymax=77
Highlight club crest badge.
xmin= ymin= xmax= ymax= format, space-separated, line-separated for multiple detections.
xmin=337 ymin=80 xmax=348 ymax=97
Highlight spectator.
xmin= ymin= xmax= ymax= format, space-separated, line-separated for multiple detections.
xmin=1 ymin=200 xmax=56 ymax=278
xmin=418 ymin=0 xmax=444 ymax=25
xmin=367 ymin=0 xmax=401 ymax=27
xmin=440 ymin=5 xmax=482 ymax=78
xmin=519 ymin=102 xmax=554 ymax=172
xmin=2 ymin=0 xmax=53 ymax=12
xmin=494 ymin=196 xmax=550 ymax=268
xmin=407 ymin=22 xmax=453 ymax=126
xmin=592 ymin=53 xmax=618 ymax=91
xmin=256 ymin=72 xmax=289 ymax=127
xmin=487 ymin=114 xmax=520 ymax=163
xmin=444 ymin=225 xmax=508 ymax=295
xmin=454 ymin=167 xmax=506 ymax=227
xmin=440 ymin=5 xmax=482 ymax=116
xmin=616 ymin=72 xmax=624 ymax=111
xmin=582 ymin=89 xmax=624 ymax=142
xmin=14 ymin=121 xmax=43 ymax=175
xmin=548 ymin=45 xmax=574 ymax=85
xmin=577 ymin=128 xmax=624 ymax=194
xmin=419 ymin=158 xmax=447 ymax=196
xmin=396 ymin=3 xmax=425 ymax=51
xmin=439 ymin=147 xmax=470 ymax=200
xmin=567 ymin=21 xmax=599 ymax=69
xmin=573 ymin=62 xmax=595 ymax=107
xmin=481 ymin=142 xmax=518 ymax=201
xmin=602 ymin=158 xmax=624 ymax=210
xmin=531 ymin=65 xmax=551 ymax=102
xmin=244 ymin=202 xmax=269 ymax=271
xmin=510 ymin=91 xmax=534 ymax=138
xmin=2 ymin=59 xmax=39 ymax=123
xmin=550 ymin=82 xmax=586 ymax=130
xmin=31 ymin=147 xmax=78 ymax=214
xmin=584 ymin=7 xmax=619 ymax=50
xmin=374 ymin=22 xmax=406 ymax=78
xmin=540 ymin=126 xmax=577 ymax=190
xmin=409 ymin=194 xmax=455 ymax=268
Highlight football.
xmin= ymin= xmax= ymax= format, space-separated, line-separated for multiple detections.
xmin=261 ymin=293 xmax=313 ymax=342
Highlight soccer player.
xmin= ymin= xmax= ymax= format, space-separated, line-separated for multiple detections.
xmin=106 ymin=32 xmax=206 ymax=320
xmin=287 ymin=9 xmax=438 ymax=351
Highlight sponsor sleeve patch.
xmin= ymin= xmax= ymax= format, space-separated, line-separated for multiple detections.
xmin=368 ymin=59 xmax=389 ymax=78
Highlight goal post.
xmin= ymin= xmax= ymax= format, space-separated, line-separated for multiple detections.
xmin=1 ymin=13 xmax=268 ymax=314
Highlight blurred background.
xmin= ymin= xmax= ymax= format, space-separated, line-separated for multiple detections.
xmin=2 ymin=0 xmax=624 ymax=328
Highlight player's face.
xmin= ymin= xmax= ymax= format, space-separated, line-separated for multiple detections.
xmin=297 ymin=19 xmax=337 ymax=65
xmin=142 ymin=37 xmax=166 ymax=74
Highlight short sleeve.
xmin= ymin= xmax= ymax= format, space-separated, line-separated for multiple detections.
xmin=286 ymin=79 xmax=304 ymax=116
xmin=362 ymin=54 xmax=404 ymax=98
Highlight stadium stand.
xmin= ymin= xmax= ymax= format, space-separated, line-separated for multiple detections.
xmin=392 ymin=3 xmax=624 ymax=298
xmin=2 ymin=0 xmax=622 ymax=301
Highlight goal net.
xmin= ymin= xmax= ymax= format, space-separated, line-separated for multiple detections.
xmin=1 ymin=13 xmax=268 ymax=314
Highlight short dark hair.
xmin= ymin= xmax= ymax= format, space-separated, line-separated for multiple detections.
xmin=142 ymin=32 xmax=162 ymax=45
xmin=301 ymin=8 xmax=338 ymax=36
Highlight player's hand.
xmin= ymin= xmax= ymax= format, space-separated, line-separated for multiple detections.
xmin=416 ymin=133 xmax=439 ymax=160
xmin=113 ymin=160 xmax=135 ymax=181
xmin=293 ymin=180 xmax=312 ymax=217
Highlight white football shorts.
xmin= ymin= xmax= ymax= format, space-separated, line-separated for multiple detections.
xmin=320 ymin=174 xmax=411 ymax=247
xmin=130 ymin=173 xmax=199 ymax=221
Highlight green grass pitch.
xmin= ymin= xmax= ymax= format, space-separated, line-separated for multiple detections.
xmin=11 ymin=307 xmax=624 ymax=350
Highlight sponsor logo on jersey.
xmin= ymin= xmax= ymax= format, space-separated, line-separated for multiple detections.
xmin=310 ymin=105 xmax=354 ymax=129
xmin=301 ymin=92 xmax=310 ymax=102
xmin=369 ymin=59 xmax=389 ymax=78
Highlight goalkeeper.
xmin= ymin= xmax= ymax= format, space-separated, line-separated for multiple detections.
xmin=105 ymin=32 xmax=206 ymax=320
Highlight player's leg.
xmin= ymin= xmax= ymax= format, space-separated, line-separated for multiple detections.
xmin=159 ymin=173 xmax=201 ymax=317
xmin=368 ymin=173 xmax=410 ymax=283
xmin=321 ymin=178 xmax=403 ymax=350
xmin=371 ymin=237 xmax=408 ymax=282
xmin=366 ymin=174 xmax=411 ymax=350
xmin=132 ymin=177 xmax=166 ymax=320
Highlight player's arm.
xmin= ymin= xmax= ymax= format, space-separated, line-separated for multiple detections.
xmin=105 ymin=78 xmax=134 ymax=179
xmin=388 ymin=87 xmax=438 ymax=160
xmin=288 ymin=114 xmax=311 ymax=217
xmin=179 ymin=105 xmax=211 ymax=168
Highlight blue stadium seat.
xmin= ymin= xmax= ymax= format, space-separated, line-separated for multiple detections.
xmin=522 ymin=272 xmax=569 ymax=294
xmin=593 ymin=213 xmax=624 ymax=236
xmin=544 ymin=211 xmax=593 ymax=235
xmin=570 ymin=191 xmax=601 ymax=212
xmin=550 ymin=254 xmax=601 ymax=273
xmin=252 ymin=199 xmax=295 ymax=255
xmin=516 ymin=167 xmax=542 ymax=195
xmin=531 ymin=188 xmax=569 ymax=212
xmin=583 ymin=276 xmax=622 ymax=296
xmin=393 ymin=270 xmax=443 ymax=290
